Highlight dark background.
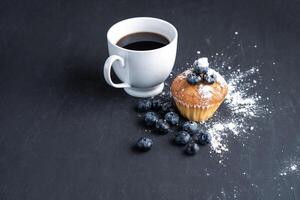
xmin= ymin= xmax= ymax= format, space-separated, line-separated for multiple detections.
xmin=0 ymin=0 xmax=300 ymax=199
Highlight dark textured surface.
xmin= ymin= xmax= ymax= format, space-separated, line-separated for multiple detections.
xmin=0 ymin=0 xmax=300 ymax=199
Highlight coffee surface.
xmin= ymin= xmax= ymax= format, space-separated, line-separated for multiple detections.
xmin=116 ymin=32 xmax=169 ymax=51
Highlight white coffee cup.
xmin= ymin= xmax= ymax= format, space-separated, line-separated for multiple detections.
xmin=103 ymin=17 xmax=178 ymax=98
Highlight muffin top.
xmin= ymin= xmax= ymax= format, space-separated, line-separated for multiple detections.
xmin=171 ymin=68 xmax=228 ymax=108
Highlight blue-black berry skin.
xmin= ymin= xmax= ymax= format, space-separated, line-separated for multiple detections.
xmin=184 ymin=142 xmax=200 ymax=155
xmin=203 ymin=73 xmax=217 ymax=84
xmin=193 ymin=132 xmax=211 ymax=145
xmin=193 ymin=64 xmax=208 ymax=75
xmin=187 ymin=72 xmax=201 ymax=85
xmin=161 ymin=102 xmax=175 ymax=113
xmin=136 ymin=137 xmax=153 ymax=152
xmin=174 ymin=131 xmax=191 ymax=145
xmin=182 ymin=121 xmax=198 ymax=134
xmin=137 ymin=99 xmax=152 ymax=112
xmin=155 ymin=119 xmax=170 ymax=134
xmin=151 ymin=99 xmax=163 ymax=110
xmin=164 ymin=112 xmax=179 ymax=126
xmin=144 ymin=112 xmax=159 ymax=127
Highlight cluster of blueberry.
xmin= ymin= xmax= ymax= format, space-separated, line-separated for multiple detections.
xmin=135 ymin=99 xmax=211 ymax=155
xmin=187 ymin=59 xmax=217 ymax=85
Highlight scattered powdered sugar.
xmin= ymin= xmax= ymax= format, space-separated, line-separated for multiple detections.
xmin=279 ymin=157 xmax=300 ymax=177
xmin=207 ymin=123 xmax=229 ymax=153
xmin=225 ymin=68 xmax=265 ymax=118
xmin=195 ymin=64 xmax=269 ymax=155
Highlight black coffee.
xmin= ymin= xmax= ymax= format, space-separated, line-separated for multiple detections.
xmin=116 ymin=32 xmax=169 ymax=51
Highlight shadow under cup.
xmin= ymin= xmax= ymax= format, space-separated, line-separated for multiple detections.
xmin=106 ymin=17 xmax=178 ymax=98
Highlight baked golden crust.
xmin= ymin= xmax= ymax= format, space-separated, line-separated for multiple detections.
xmin=171 ymin=69 xmax=228 ymax=108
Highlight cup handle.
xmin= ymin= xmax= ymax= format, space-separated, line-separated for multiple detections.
xmin=103 ymin=55 xmax=130 ymax=88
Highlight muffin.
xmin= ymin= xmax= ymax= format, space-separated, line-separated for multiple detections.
xmin=171 ymin=58 xmax=228 ymax=122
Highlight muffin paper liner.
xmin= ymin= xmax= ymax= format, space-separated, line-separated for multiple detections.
xmin=173 ymin=96 xmax=224 ymax=122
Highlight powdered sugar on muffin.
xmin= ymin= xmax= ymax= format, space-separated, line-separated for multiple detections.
xmin=197 ymin=85 xmax=213 ymax=106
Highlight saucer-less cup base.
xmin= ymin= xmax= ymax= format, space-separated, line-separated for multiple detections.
xmin=124 ymin=83 xmax=164 ymax=98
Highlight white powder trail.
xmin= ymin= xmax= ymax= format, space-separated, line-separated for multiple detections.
xmin=200 ymin=65 xmax=269 ymax=155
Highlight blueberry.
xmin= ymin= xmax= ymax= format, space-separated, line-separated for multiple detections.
xmin=137 ymin=99 xmax=152 ymax=112
xmin=174 ymin=131 xmax=191 ymax=145
xmin=193 ymin=62 xmax=209 ymax=75
xmin=155 ymin=119 xmax=170 ymax=134
xmin=187 ymin=72 xmax=201 ymax=85
xmin=192 ymin=132 xmax=211 ymax=145
xmin=203 ymin=73 xmax=217 ymax=84
xmin=182 ymin=121 xmax=198 ymax=134
xmin=164 ymin=112 xmax=179 ymax=126
xmin=151 ymin=99 xmax=163 ymax=110
xmin=184 ymin=142 xmax=200 ymax=155
xmin=193 ymin=57 xmax=209 ymax=75
xmin=136 ymin=137 xmax=153 ymax=152
xmin=161 ymin=102 xmax=175 ymax=113
xmin=144 ymin=112 xmax=159 ymax=127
